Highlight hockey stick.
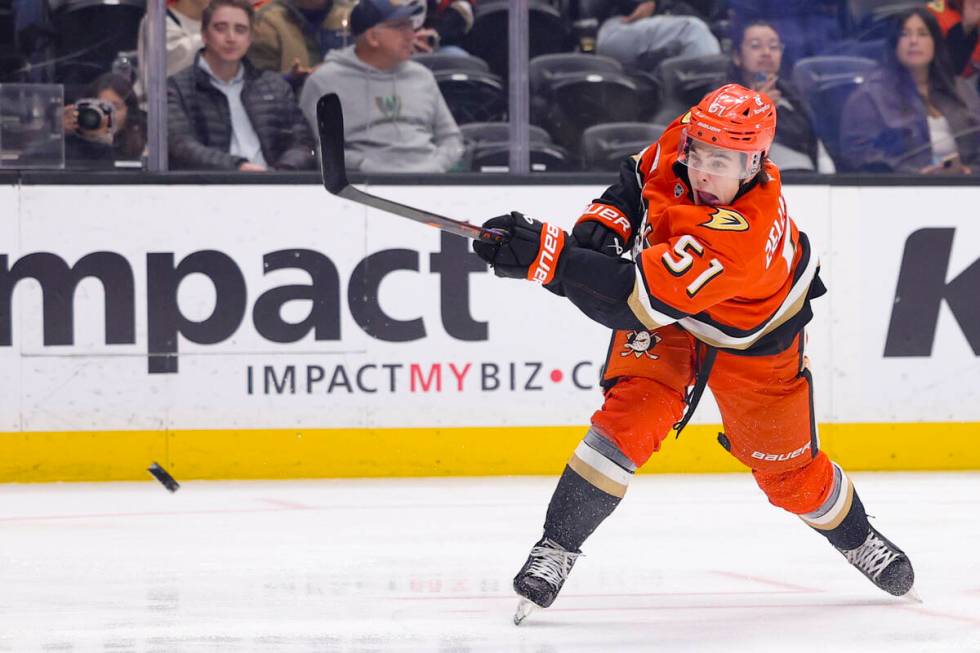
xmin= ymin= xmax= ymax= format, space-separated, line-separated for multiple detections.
xmin=315 ymin=93 xmax=508 ymax=243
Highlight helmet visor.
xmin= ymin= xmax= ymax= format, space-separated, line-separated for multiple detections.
xmin=678 ymin=133 xmax=761 ymax=180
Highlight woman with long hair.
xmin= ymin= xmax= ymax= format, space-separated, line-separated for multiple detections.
xmin=90 ymin=72 xmax=147 ymax=160
xmin=839 ymin=7 xmax=980 ymax=173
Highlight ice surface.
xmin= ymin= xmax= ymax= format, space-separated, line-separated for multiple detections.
xmin=0 ymin=473 xmax=977 ymax=652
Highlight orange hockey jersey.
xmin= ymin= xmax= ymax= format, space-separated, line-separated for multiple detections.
xmin=576 ymin=113 xmax=822 ymax=352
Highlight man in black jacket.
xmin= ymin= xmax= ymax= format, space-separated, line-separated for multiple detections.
xmin=167 ymin=0 xmax=316 ymax=171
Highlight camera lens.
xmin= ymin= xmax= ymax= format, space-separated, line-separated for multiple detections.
xmin=77 ymin=107 xmax=101 ymax=130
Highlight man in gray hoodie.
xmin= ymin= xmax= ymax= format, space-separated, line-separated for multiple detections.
xmin=298 ymin=0 xmax=463 ymax=173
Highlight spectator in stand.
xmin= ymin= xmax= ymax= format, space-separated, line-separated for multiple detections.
xmin=413 ymin=0 xmax=475 ymax=57
xmin=727 ymin=20 xmax=832 ymax=172
xmin=136 ymin=0 xmax=208 ymax=102
xmin=839 ymin=7 xmax=980 ymax=174
xmin=727 ymin=0 xmax=844 ymax=72
xmin=168 ymin=0 xmax=316 ymax=171
xmin=929 ymin=0 xmax=980 ymax=84
xmin=595 ymin=1 xmax=721 ymax=69
xmin=62 ymin=73 xmax=148 ymax=169
xmin=248 ymin=0 xmax=357 ymax=89
xmin=299 ymin=0 xmax=463 ymax=173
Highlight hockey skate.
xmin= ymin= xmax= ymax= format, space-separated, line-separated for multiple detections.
xmin=512 ymin=537 xmax=580 ymax=625
xmin=836 ymin=525 xmax=915 ymax=597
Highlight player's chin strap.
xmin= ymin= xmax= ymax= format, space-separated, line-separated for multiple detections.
xmin=672 ymin=345 xmax=717 ymax=438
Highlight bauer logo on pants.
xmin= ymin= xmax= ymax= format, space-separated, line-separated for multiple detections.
xmin=751 ymin=442 xmax=811 ymax=462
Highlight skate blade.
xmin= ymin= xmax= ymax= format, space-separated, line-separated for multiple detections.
xmin=902 ymin=586 xmax=923 ymax=603
xmin=513 ymin=598 xmax=537 ymax=626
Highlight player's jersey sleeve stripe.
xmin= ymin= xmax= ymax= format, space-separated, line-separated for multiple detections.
xmin=628 ymin=265 xmax=683 ymax=329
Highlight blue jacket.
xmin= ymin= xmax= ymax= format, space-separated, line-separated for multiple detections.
xmin=839 ymin=65 xmax=980 ymax=173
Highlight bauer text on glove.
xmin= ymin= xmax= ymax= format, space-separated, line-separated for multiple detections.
xmin=571 ymin=203 xmax=633 ymax=256
xmin=471 ymin=211 xmax=569 ymax=283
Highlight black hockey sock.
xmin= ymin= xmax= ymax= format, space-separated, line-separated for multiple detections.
xmin=811 ymin=490 xmax=870 ymax=550
xmin=543 ymin=464 xmax=624 ymax=552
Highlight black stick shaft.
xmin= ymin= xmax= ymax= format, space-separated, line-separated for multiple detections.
xmin=316 ymin=93 xmax=506 ymax=243
xmin=338 ymin=187 xmax=487 ymax=240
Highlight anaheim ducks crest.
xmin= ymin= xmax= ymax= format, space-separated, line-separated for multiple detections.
xmin=620 ymin=330 xmax=662 ymax=359
xmin=700 ymin=207 xmax=749 ymax=232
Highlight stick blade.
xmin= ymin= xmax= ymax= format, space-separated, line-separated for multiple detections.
xmin=316 ymin=93 xmax=349 ymax=195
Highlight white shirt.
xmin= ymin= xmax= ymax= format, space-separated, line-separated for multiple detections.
xmin=197 ymin=56 xmax=268 ymax=167
xmin=927 ymin=113 xmax=957 ymax=165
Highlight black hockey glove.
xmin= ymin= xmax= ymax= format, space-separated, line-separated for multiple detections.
xmin=571 ymin=203 xmax=633 ymax=257
xmin=572 ymin=220 xmax=627 ymax=257
xmin=472 ymin=211 xmax=568 ymax=284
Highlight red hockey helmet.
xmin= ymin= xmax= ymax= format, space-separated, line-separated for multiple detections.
xmin=678 ymin=83 xmax=777 ymax=179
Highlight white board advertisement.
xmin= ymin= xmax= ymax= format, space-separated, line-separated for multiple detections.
xmin=1 ymin=183 xmax=978 ymax=433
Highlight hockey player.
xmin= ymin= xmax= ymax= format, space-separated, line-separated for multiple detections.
xmin=472 ymin=83 xmax=915 ymax=625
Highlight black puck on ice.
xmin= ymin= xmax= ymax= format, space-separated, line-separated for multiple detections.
xmin=148 ymin=462 xmax=180 ymax=493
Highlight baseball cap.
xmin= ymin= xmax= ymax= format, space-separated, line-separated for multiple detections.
xmin=349 ymin=0 xmax=424 ymax=37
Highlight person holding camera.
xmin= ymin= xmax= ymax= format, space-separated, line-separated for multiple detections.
xmin=298 ymin=0 xmax=463 ymax=173
xmin=167 ymin=0 xmax=316 ymax=171
xmin=63 ymin=73 xmax=147 ymax=169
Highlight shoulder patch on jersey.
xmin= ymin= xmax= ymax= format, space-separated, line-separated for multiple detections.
xmin=700 ymin=207 xmax=749 ymax=232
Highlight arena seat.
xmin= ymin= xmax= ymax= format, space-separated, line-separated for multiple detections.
xmin=652 ymin=53 xmax=729 ymax=124
xmin=433 ymin=69 xmax=507 ymax=124
xmin=470 ymin=142 xmax=574 ymax=172
xmin=460 ymin=122 xmax=552 ymax=146
xmin=412 ymin=52 xmax=490 ymax=74
xmin=460 ymin=122 xmax=553 ymax=172
xmin=580 ymin=122 xmax=666 ymax=171
xmin=463 ymin=0 xmax=569 ymax=78
xmin=529 ymin=53 xmax=640 ymax=152
xmin=529 ymin=52 xmax=623 ymax=89
xmin=791 ymin=55 xmax=878 ymax=171
xmin=847 ymin=0 xmax=927 ymax=34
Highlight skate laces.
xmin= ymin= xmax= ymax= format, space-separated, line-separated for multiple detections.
xmin=840 ymin=530 xmax=900 ymax=580
xmin=525 ymin=539 xmax=581 ymax=590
